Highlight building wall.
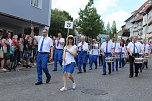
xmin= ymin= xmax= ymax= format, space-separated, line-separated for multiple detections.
xmin=0 ymin=0 xmax=51 ymax=26
xmin=125 ymin=17 xmax=134 ymax=37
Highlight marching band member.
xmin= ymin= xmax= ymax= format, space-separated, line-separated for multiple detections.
xmin=112 ymin=38 xmax=120 ymax=71
xmin=138 ymin=40 xmax=144 ymax=73
xmin=60 ymin=35 xmax=77 ymax=91
xmin=89 ymin=39 xmax=99 ymax=70
xmin=31 ymin=26 xmax=54 ymax=85
xmin=77 ymin=36 xmax=89 ymax=73
xmin=119 ymin=39 xmax=126 ymax=68
xmin=142 ymin=40 xmax=151 ymax=69
xmin=53 ymin=33 xmax=65 ymax=71
xmin=127 ymin=36 xmax=143 ymax=78
xmin=97 ymin=39 xmax=102 ymax=66
xmin=101 ymin=36 xmax=113 ymax=75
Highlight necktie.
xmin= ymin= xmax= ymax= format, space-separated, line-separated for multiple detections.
xmin=57 ymin=38 xmax=60 ymax=47
xmin=40 ymin=37 xmax=45 ymax=52
xmin=144 ymin=44 xmax=146 ymax=52
xmin=114 ymin=43 xmax=116 ymax=51
xmin=133 ymin=43 xmax=135 ymax=54
xmin=81 ymin=42 xmax=83 ymax=52
xmin=121 ymin=47 xmax=122 ymax=53
xmin=106 ymin=42 xmax=108 ymax=53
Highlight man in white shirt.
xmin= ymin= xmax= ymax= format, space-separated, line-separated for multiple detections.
xmin=142 ymin=41 xmax=150 ymax=69
xmin=31 ymin=26 xmax=54 ymax=85
xmin=53 ymin=33 xmax=65 ymax=71
xmin=127 ymin=36 xmax=143 ymax=78
xmin=112 ymin=38 xmax=120 ymax=71
xmin=101 ymin=36 xmax=113 ymax=75
xmin=77 ymin=36 xmax=89 ymax=73
xmin=89 ymin=39 xmax=99 ymax=70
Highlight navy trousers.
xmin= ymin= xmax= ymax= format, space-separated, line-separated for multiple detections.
xmin=53 ymin=49 xmax=63 ymax=70
xmin=36 ymin=53 xmax=51 ymax=82
xmin=102 ymin=53 xmax=112 ymax=74
xmin=78 ymin=51 xmax=87 ymax=72
xmin=89 ymin=55 xmax=98 ymax=69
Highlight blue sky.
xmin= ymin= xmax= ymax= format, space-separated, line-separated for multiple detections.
xmin=52 ymin=0 xmax=146 ymax=30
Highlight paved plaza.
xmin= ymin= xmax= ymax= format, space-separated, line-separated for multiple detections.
xmin=0 ymin=59 xmax=152 ymax=101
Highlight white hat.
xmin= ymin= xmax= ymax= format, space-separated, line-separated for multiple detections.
xmin=68 ymin=35 xmax=74 ymax=38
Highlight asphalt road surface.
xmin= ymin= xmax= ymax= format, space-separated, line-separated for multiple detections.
xmin=0 ymin=58 xmax=152 ymax=101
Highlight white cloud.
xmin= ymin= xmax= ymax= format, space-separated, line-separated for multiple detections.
xmin=52 ymin=0 xmax=88 ymax=19
xmin=52 ymin=0 xmax=130 ymax=30
xmin=95 ymin=0 xmax=118 ymax=14
xmin=104 ymin=10 xmax=130 ymax=30
xmin=52 ymin=0 xmax=119 ymax=19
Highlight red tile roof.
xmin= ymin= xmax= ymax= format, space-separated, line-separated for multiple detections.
xmin=133 ymin=0 xmax=149 ymax=16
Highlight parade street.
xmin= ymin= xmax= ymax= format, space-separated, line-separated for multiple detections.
xmin=0 ymin=59 xmax=152 ymax=101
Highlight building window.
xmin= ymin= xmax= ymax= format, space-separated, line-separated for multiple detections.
xmin=31 ymin=0 xmax=42 ymax=9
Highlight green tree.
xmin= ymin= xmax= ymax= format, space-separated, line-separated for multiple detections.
xmin=111 ymin=21 xmax=117 ymax=38
xmin=49 ymin=9 xmax=74 ymax=37
xmin=100 ymin=20 xmax=106 ymax=34
xmin=76 ymin=0 xmax=102 ymax=38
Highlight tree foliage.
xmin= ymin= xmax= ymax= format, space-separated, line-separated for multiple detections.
xmin=111 ymin=21 xmax=117 ymax=38
xmin=49 ymin=9 xmax=74 ymax=37
xmin=76 ymin=0 xmax=102 ymax=38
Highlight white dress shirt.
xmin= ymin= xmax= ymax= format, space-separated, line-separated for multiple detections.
xmin=119 ymin=46 xmax=126 ymax=53
xmin=77 ymin=42 xmax=89 ymax=51
xmin=127 ymin=42 xmax=142 ymax=53
xmin=55 ymin=38 xmax=65 ymax=49
xmin=35 ymin=36 xmax=53 ymax=53
xmin=142 ymin=44 xmax=150 ymax=53
xmin=63 ymin=45 xmax=77 ymax=65
xmin=101 ymin=41 xmax=113 ymax=53
xmin=112 ymin=42 xmax=120 ymax=53
xmin=90 ymin=44 xmax=99 ymax=55
xmin=8 ymin=38 xmax=12 ymax=46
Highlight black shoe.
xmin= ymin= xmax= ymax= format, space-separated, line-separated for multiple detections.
xmin=95 ymin=67 xmax=97 ymax=69
xmin=23 ymin=65 xmax=27 ymax=67
xmin=27 ymin=65 xmax=32 ymax=68
xmin=77 ymin=72 xmax=82 ymax=74
xmin=46 ymin=76 xmax=51 ymax=83
xmin=52 ymin=69 xmax=57 ymax=71
xmin=116 ymin=68 xmax=118 ymax=71
xmin=135 ymin=74 xmax=138 ymax=77
xmin=119 ymin=67 xmax=121 ymax=68
xmin=102 ymin=73 xmax=106 ymax=75
xmin=35 ymin=82 xmax=43 ymax=85
xmin=112 ymin=69 xmax=114 ymax=72
xmin=129 ymin=75 xmax=133 ymax=78
xmin=84 ymin=70 xmax=86 ymax=73
xmin=108 ymin=72 xmax=111 ymax=74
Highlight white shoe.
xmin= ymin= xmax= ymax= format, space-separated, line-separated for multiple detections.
xmin=2 ymin=68 xmax=8 ymax=72
xmin=60 ymin=87 xmax=67 ymax=91
xmin=72 ymin=83 xmax=76 ymax=89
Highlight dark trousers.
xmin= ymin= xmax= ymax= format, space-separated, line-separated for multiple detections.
xmin=129 ymin=54 xmax=139 ymax=77
xmin=102 ymin=53 xmax=112 ymax=74
xmin=99 ymin=54 xmax=103 ymax=65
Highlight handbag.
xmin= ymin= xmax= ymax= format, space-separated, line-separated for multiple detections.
xmin=1 ymin=45 xmax=10 ymax=60
xmin=0 ymin=47 xmax=4 ymax=59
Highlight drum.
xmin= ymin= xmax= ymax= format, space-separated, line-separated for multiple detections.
xmin=113 ymin=54 xmax=120 ymax=59
xmin=122 ymin=54 xmax=129 ymax=59
xmin=134 ymin=58 xmax=144 ymax=64
xmin=105 ymin=57 xmax=114 ymax=63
